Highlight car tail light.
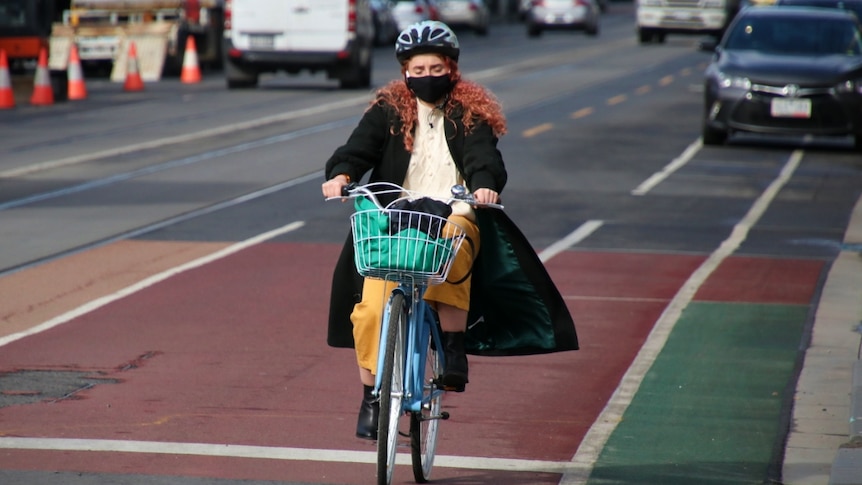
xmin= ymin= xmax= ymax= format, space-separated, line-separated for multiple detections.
xmin=348 ymin=0 xmax=357 ymax=32
xmin=224 ymin=0 xmax=232 ymax=32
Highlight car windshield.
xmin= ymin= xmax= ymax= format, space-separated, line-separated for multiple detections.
xmin=724 ymin=15 xmax=862 ymax=55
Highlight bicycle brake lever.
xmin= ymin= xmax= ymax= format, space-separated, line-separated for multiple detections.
xmin=341 ymin=182 xmax=358 ymax=196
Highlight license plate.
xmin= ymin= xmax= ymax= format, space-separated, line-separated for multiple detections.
xmin=770 ymin=98 xmax=812 ymax=118
xmin=669 ymin=10 xmax=692 ymax=20
xmin=248 ymin=34 xmax=274 ymax=49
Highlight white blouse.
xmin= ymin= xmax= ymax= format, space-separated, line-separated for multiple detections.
xmin=403 ymin=100 xmax=474 ymax=220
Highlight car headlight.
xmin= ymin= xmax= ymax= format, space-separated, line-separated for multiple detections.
xmin=835 ymin=79 xmax=862 ymax=94
xmin=718 ymin=72 xmax=751 ymax=90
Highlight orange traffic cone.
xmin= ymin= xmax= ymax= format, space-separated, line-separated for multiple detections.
xmin=30 ymin=47 xmax=54 ymax=106
xmin=67 ymin=44 xmax=87 ymax=100
xmin=180 ymin=36 xmax=201 ymax=84
xmin=123 ymin=41 xmax=144 ymax=92
xmin=0 ymin=49 xmax=14 ymax=109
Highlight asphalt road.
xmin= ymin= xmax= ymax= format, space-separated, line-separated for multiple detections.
xmin=1 ymin=4 xmax=861 ymax=485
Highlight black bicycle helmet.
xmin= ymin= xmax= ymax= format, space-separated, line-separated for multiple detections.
xmin=395 ymin=20 xmax=460 ymax=64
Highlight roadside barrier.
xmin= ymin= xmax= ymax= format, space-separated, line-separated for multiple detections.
xmin=181 ymin=36 xmax=201 ymax=84
xmin=30 ymin=48 xmax=54 ymax=106
xmin=67 ymin=44 xmax=87 ymax=101
xmin=0 ymin=49 xmax=14 ymax=109
xmin=123 ymin=42 xmax=145 ymax=92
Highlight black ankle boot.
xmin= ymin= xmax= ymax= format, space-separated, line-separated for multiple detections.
xmin=356 ymin=385 xmax=379 ymax=440
xmin=441 ymin=331 xmax=468 ymax=392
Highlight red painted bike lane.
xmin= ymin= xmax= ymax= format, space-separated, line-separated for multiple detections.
xmin=0 ymin=241 xmax=819 ymax=484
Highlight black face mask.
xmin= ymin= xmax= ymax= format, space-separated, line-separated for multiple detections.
xmin=406 ymin=74 xmax=454 ymax=104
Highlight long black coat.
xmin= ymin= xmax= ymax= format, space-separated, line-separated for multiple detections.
xmin=325 ymin=100 xmax=578 ymax=356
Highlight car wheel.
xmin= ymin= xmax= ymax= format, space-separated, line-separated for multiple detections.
xmin=586 ymin=22 xmax=599 ymax=36
xmin=854 ymin=134 xmax=862 ymax=151
xmin=339 ymin=54 xmax=372 ymax=89
xmin=638 ymin=28 xmax=652 ymax=44
xmin=527 ymin=24 xmax=541 ymax=37
xmin=476 ymin=25 xmax=489 ymax=36
xmin=702 ymin=123 xmax=728 ymax=146
xmin=224 ymin=58 xmax=258 ymax=89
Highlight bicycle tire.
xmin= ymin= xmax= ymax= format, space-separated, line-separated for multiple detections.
xmin=377 ymin=292 xmax=407 ymax=485
xmin=410 ymin=337 xmax=443 ymax=483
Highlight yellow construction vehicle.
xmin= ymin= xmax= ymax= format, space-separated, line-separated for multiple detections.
xmin=48 ymin=0 xmax=223 ymax=81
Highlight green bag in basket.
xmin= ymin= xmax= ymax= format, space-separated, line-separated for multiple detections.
xmin=353 ymin=197 xmax=455 ymax=274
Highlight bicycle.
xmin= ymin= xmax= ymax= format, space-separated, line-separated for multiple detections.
xmin=328 ymin=181 xmax=501 ymax=485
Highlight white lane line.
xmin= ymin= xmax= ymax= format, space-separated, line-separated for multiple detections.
xmin=1 ymin=39 xmax=634 ymax=180
xmin=0 ymin=97 xmax=368 ymax=179
xmin=0 ymin=437 xmax=586 ymax=474
xmin=0 ymin=220 xmax=304 ymax=349
xmin=0 ymin=123 xmax=348 ymax=211
xmin=539 ymin=220 xmax=604 ymax=263
xmin=560 ymin=150 xmax=805 ymax=485
xmin=630 ymin=138 xmax=702 ymax=196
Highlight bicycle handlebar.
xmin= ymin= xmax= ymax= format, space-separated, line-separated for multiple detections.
xmin=326 ymin=181 xmax=504 ymax=210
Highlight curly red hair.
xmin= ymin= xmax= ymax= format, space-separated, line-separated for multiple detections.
xmin=371 ymin=57 xmax=507 ymax=152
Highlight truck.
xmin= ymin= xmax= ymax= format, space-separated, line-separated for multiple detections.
xmin=0 ymin=0 xmax=68 ymax=70
xmin=47 ymin=0 xmax=224 ymax=81
xmin=635 ymin=0 xmax=739 ymax=44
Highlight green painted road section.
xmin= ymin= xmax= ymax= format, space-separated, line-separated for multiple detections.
xmin=587 ymin=302 xmax=809 ymax=485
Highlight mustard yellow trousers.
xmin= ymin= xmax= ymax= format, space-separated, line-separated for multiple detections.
xmin=350 ymin=215 xmax=480 ymax=375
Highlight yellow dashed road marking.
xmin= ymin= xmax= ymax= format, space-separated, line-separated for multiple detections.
xmin=635 ymin=85 xmax=651 ymax=95
xmin=659 ymin=75 xmax=674 ymax=86
xmin=571 ymin=107 xmax=594 ymax=119
xmin=607 ymin=94 xmax=627 ymax=106
xmin=523 ymin=123 xmax=554 ymax=138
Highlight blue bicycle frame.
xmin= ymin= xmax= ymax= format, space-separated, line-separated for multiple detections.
xmin=373 ymin=283 xmax=446 ymax=413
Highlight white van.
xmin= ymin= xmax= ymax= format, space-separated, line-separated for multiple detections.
xmin=636 ymin=0 xmax=731 ymax=44
xmin=223 ymin=0 xmax=374 ymax=89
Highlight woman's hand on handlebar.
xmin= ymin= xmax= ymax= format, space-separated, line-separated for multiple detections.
xmin=322 ymin=174 xmax=350 ymax=199
xmin=472 ymin=188 xmax=500 ymax=205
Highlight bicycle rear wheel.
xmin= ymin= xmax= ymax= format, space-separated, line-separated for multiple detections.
xmin=410 ymin=336 xmax=444 ymax=483
xmin=377 ymin=292 xmax=407 ymax=485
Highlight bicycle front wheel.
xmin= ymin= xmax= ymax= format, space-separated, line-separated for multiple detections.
xmin=377 ymin=291 xmax=407 ymax=485
xmin=410 ymin=335 xmax=444 ymax=483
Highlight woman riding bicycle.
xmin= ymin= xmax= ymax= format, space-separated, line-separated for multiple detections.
xmin=321 ymin=20 xmax=579 ymax=441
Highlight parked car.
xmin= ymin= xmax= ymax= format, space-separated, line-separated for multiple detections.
xmin=390 ymin=0 xmax=440 ymax=31
xmin=371 ymin=0 xmax=400 ymax=45
xmin=435 ymin=0 xmax=490 ymax=35
xmin=525 ymin=0 xmax=601 ymax=37
xmin=701 ymin=6 xmax=862 ymax=149
xmin=521 ymin=0 xmax=606 ymax=18
xmin=223 ymin=0 xmax=374 ymax=90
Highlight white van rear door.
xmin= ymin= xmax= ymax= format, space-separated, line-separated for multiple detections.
xmin=230 ymin=0 xmax=350 ymax=52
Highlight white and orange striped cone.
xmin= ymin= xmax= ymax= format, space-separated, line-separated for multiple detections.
xmin=123 ymin=41 xmax=144 ymax=92
xmin=0 ymin=49 xmax=14 ymax=109
xmin=67 ymin=44 xmax=87 ymax=100
xmin=180 ymin=36 xmax=201 ymax=84
xmin=30 ymin=47 xmax=54 ymax=106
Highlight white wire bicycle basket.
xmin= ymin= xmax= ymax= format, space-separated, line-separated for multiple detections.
xmin=350 ymin=208 xmax=466 ymax=285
